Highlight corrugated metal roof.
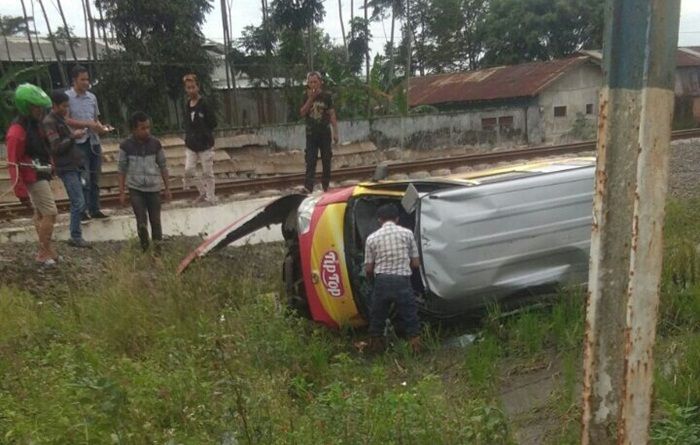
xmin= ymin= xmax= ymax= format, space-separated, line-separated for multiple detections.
xmin=0 ymin=36 xmax=114 ymax=62
xmin=408 ymin=57 xmax=591 ymax=107
xmin=678 ymin=47 xmax=700 ymax=67
xmin=582 ymin=47 xmax=700 ymax=68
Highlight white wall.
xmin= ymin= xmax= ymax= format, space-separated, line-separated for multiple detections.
xmin=537 ymin=63 xmax=603 ymax=142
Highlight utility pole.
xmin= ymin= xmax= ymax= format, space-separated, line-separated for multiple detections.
xmin=581 ymin=1 xmax=681 ymax=444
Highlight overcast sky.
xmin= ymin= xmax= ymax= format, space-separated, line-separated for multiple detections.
xmin=2 ymin=0 xmax=700 ymax=59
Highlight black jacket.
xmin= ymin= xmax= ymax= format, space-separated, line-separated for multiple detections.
xmin=184 ymin=97 xmax=217 ymax=152
xmin=43 ymin=111 xmax=83 ymax=174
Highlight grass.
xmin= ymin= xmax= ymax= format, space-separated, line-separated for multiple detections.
xmin=0 ymin=244 xmax=512 ymax=444
xmin=2 ymin=197 xmax=700 ymax=443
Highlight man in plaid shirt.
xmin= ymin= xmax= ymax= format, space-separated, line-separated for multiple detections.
xmin=364 ymin=204 xmax=421 ymax=353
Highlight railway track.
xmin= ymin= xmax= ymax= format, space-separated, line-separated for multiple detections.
xmin=2 ymin=128 xmax=700 ymax=220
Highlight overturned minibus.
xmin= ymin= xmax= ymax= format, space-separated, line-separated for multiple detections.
xmin=178 ymin=157 xmax=596 ymax=329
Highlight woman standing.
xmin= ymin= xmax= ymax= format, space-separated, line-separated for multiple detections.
xmin=182 ymin=74 xmax=218 ymax=203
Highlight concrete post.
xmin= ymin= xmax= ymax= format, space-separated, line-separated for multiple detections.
xmin=581 ymin=1 xmax=681 ymax=444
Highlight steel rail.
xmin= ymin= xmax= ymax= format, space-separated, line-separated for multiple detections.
xmin=2 ymin=128 xmax=700 ymax=220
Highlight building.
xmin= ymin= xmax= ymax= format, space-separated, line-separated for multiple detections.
xmin=1 ymin=36 xmax=292 ymax=128
xmin=408 ymin=56 xmax=602 ymax=144
xmin=581 ymin=48 xmax=700 ymax=127
xmin=408 ymin=48 xmax=700 ymax=143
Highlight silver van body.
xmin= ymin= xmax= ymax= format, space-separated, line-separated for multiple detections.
xmin=416 ymin=161 xmax=595 ymax=314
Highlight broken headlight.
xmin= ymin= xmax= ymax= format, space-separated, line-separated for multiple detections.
xmin=297 ymin=195 xmax=321 ymax=235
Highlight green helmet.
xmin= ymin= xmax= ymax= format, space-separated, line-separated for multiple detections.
xmin=14 ymin=83 xmax=51 ymax=116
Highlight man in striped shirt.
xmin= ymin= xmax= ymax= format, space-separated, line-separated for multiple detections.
xmin=364 ymin=204 xmax=422 ymax=353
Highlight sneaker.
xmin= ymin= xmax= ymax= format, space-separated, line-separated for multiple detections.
xmin=37 ymin=258 xmax=57 ymax=267
xmin=67 ymin=238 xmax=91 ymax=248
xmin=90 ymin=210 xmax=109 ymax=219
xmin=192 ymin=194 xmax=207 ymax=204
xmin=81 ymin=212 xmax=91 ymax=222
xmin=205 ymin=196 xmax=219 ymax=204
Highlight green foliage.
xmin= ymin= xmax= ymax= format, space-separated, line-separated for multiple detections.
xmin=0 ymin=15 xmax=28 ymax=37
xmin=94 ymin=0 xmax=214 ymax=130
xmin=655 ymin=332 xmax=700 ymax=410
xmin=0 ymin=244 xmax=511 ymax=443
xmin=480 ymin=0 xmax=604 ymax=67
xmin=651 ymin=402 xmax=700 ymax=445
xmin=566 ymin=112 xmax=597 ymax=141
xmin=419 ymin=0 xmax=487 ymax=72
xmin=271 ymin=0 xmax=325 ymax=32
xmin=47 ymin=25 xmax=79 ymax=50
xmin=347 ymin=17 xmax=371 ymax=75
xmin=463 ymin=335 xmax=502 ymax=393
xmin=0 ymin=64 xmax=50 ymax=137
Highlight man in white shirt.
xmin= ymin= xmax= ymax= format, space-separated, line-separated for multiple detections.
xmin=364 ymin=204 xmax=422 ymax=353
xmin=65 ymin=65 xmax=111 ymax=219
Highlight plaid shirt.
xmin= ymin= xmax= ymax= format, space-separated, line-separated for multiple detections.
xmin=364 ymin=222 xmax=419 ymax=276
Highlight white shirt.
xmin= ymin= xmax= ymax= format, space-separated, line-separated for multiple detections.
xmin=364 ymin=221 xmax=419 ymax=276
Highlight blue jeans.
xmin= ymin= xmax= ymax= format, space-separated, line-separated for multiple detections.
xmin=77 ymin=141 xmax=102 ymax=214
xmin=59 ymin=170 xmax=86 ymax=240
xmin=368 ymin=274 xmax=420 ymax=337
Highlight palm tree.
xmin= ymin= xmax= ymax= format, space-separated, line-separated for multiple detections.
xmin=220 ymin=0 xmax=239 ymax=125
xmin=261 ymin=0 xmax=275 ymax=123
xmin=29 ymin=0 xmax=47 ymax=62
xmin=368 ymin=0 xmax=404 ymax=86
xmin=84 ymin=0 xmax=98 ymax=64
xmin=364 ymin=0 xmax=369 ymax=116
xmin=404 ymin=0 xmax=411 ymax=114
xmin=95 ymin=1 xmax=110 ymax=51
xmin=338 ymin=0 xmax=348 ymax=61
xmin=55 ymin=0 xmax=77 ymax=61
xmin=37 ymin=0 xmax=68 ymax=86
xmin=19 ymin=0 xmax=37 ymax=65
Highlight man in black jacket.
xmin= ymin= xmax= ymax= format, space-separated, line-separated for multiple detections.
xmin=299 ymin=71 xmax=339 ymax=192
xmin=43 ymin=90 xmax=89 ymax=248
xmin=182 ymin=73 xmax=218 ymax=204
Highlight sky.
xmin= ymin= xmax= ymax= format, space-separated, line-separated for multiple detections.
xmin=2 ymin=0 xmax=700 ymax=60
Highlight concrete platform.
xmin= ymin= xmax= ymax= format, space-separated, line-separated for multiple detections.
xmin=0 ymin=195 xmax=285 ymax=246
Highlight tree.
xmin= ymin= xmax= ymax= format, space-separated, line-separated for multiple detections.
xmin=347 ymin=17 xmax=370 ymax=76
xmin=480 ymin=0 xmax=604 ymax=67
xmin=18 ymin=0 xmax=37 ymax=65
xmin=420 ymin=0 xmax=486 ymax=72
xmin=54 ymin=0 xmax=78 ymax=61
xmin=0 ymin=16 xmax=29 ymax=69
xmin=0 ymin=64 xmax=49 ymax=137
xmin=367 ymin=0 xmax=405 ymax=85
xmin=37 ymin=0 xmax=68 ymax=86
xmin=95 ymin=0 xmax=214 ymax=127
xmin=270 ymin=0 xmax=325 ymax=70
xmin=338 ymin=0 xmax=348 ymax=61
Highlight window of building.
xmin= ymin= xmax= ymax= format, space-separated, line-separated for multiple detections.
xmin=586 ymin=103 xmax=594 ymax=115
xmin=481 ymin=117 xmax=497 ymax=130
xmin=554 ymin=106 xmax=567 ymax=117
xmin=498 ymin=116 xmax=514 ymax=129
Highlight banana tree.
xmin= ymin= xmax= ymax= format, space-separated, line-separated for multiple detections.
xmin=0 ymin=64 xmax=49 ymax=138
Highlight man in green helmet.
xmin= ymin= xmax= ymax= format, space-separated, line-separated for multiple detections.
xmin=5 ymin=83 xmax=60 ymax=266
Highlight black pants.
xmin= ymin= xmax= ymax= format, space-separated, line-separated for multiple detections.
xmin=129 ymin=188 xmax=162 ymax=251
xmin=304 ymin=128 xmax=332 ymax=191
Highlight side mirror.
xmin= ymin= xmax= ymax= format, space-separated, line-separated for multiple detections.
xmin=402 ymin=183 xmax=419 ymax=214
